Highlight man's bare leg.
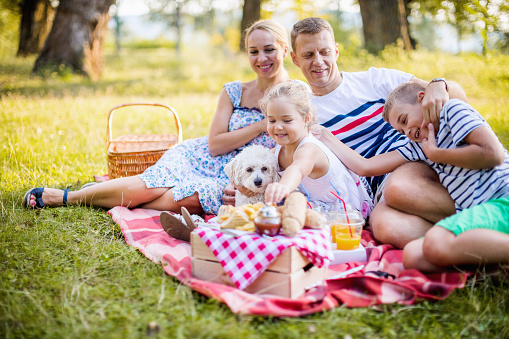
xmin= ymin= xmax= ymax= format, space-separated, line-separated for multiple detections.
xmin=370 ymin=201 xmax=434 ymax=249
xmin=384 ymin=162 xmax=456 ymax=223
xmin=370 ymin=162 xmax=456 ymax=248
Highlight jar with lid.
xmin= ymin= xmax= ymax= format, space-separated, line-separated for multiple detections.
xmin=254 ymin=205 xmax=281 ymax=236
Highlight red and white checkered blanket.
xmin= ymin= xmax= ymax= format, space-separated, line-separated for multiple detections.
xmin=108 ymin=206 xmax=469 ymax=317
xmin=197 ymin=226 xmax=332 ymax=290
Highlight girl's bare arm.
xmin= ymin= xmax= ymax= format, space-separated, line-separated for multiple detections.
xmin=264 ymin=144 xmax=320 ymax=204
xmin=316 ymin=126 xmax=407 ymax=176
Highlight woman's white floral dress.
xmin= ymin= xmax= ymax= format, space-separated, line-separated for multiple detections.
xmin=139 ymin=81 xmax=275 ymax=214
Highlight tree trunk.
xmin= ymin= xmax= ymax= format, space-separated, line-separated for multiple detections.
xmin=358 ymin=0 xmax=414 ymax=53
xmin=398 ymin=0 xmax=414 ymax=51
xmin=239 ymin=0 xmax=261 ymax=51
xmin=17 ymin=0 xmax=55 ymax=57
xmin=33 ymin=0 xmax=114 ymax=79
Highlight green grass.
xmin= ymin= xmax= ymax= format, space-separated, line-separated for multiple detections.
xmin=1 ymin=44 xmax=509 ymax=338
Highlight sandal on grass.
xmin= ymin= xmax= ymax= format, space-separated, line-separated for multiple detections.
xmin=23 ymin=187 xmax=69 ymax=209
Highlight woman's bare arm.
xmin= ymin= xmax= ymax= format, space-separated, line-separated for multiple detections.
xmin=208 ymin=88 xmax=267 ymax=157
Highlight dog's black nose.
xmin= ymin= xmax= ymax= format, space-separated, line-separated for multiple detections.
xmin=254 ymin=178 xmax=263 ymax=187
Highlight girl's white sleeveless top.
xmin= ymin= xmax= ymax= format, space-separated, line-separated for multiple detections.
xmin=275 ymin=134 xmax=374 ymax=215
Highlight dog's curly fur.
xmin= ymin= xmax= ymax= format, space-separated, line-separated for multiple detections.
xmin=224 ymin=145 xmax=279 ymax=206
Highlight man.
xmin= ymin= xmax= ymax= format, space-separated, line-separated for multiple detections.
xmin=288 ymin=17 xmax=467 ymax=249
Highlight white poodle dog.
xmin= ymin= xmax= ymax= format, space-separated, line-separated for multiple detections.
xmin=224 ymin=145 xmax=279 ymax=206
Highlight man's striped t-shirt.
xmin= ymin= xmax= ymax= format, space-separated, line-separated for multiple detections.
xmin=397 ymin=99 xmax=509 ymax=212
xmin=312 ymin=67 xmax=413 ymax=193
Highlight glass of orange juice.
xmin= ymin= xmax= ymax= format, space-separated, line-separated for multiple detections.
xmin=328 ymin=210 xmax=339 ymax=245
xmin=333 ymin=210 xmax=364 ymax=250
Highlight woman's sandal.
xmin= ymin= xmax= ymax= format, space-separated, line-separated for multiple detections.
xmin=23 ymin=187 xmax=69 ymax=209
xmin=160 ymin=207 xmax=197 ymax=242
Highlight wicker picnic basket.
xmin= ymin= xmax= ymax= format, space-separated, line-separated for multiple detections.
xmin=107 ymin=103 xmax=182 ymax=179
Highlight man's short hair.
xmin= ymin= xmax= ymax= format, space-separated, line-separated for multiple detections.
xmin=382 ymin=81 xmax=426 ymax=122
xmin=291 ymin=17 xmax=335 ymax=51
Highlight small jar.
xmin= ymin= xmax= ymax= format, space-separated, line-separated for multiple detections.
xmin=254 ymin=205 xmax=281 ymax=237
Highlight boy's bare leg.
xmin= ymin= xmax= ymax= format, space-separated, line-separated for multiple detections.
xmin=34 ymin=176 xmax=169 ymax=209
xmin=423 ymin=227 xmax=509 ymax=267
xmin=370 ymin=162 xmax=456 ymax=249
xmin=402 ymin=238 xmax=442 ymax=272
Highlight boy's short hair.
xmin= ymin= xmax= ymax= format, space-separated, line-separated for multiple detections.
xmin=291 ymin=17 xmax=335 ymax=51
xmin=382 ymin=81 xmax=426 ymax=122
xmin=259 ymin=81 xmax=317 ymax=125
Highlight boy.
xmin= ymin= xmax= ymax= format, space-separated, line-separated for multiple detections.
xmin=322 ymin=81 xmax=509 ymax=271
xmin=384 ymin=82 xmax=509 ymax=271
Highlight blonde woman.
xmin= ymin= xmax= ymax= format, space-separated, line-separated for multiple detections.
xmin=24 ymin=20 xmax=290 ymax=219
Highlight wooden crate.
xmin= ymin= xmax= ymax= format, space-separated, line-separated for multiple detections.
xmin=191 ymin=232 xmax=326 ymax=299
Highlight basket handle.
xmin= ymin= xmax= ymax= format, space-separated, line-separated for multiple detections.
xmin=107 ymin=103 xmax=183 ymax=147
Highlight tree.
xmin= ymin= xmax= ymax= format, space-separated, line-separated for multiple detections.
xmin=358 ymin=0 xmax=415 ymax=53
xmin=17 ymin=0 xmax=55 ymax=56
xmin=32 ymin=0 xmax=114 ymax=79
xmin=239 ymin=0 xmax=261 ymax=51
xmin=464 ymin=0 xmax=508 ymax=54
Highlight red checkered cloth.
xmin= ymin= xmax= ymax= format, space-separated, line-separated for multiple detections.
xmin=108 ymin=206 xmax=469 ymax=317
xmin=197 ymin=226 xmax=333 ymax=290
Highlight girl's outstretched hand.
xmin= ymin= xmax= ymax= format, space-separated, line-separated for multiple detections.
xmin=310 ymin=124 xmax=327 ymax=140
xmin=264 ymin=182 xmax=290 ymax=205
xmin=422 ymin=123 xmax=438 ymax=160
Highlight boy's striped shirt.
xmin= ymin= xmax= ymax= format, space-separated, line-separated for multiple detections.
xmin=398 ymin=99 xmax=509 ymax=211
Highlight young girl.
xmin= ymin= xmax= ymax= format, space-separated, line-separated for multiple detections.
xmin=260 ymin=81 xmax=373 ymax=216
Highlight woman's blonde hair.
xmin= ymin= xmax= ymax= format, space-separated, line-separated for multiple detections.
xmin=259 ymin=81 xmax=317 ymax=125
xmin=244 ymin=19 xmax=289 ymax=50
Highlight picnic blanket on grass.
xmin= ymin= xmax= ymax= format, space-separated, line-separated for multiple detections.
xmin=108 ymin=206 xmax=469 ymax=317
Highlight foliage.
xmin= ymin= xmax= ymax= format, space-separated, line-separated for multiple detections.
xmin=145 ymin=0 xmax=236 ymax=51
xmin=262 ymin=0 xmax=322 ymax=19
xmin=1 ymin=38 xmax=509 ymax=338
xmin=410 ymin=0 xmax=509 ymax=54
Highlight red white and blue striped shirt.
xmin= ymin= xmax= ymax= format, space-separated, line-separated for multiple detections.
xmin=312 ymin=67 xmax=413 ymax=192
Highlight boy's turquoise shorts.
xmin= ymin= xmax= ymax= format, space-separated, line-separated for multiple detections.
xmin=436 ymin=197 xmax=509 ymax=236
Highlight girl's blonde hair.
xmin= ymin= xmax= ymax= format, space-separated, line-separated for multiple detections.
xmin=259 ymin=81 xmax=317 ymax=125
xmin=244 ymin=19 xmax=289 ymax=50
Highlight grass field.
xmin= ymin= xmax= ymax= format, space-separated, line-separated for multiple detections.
xmin=1 ymin=45 xmax=509 ymax=338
